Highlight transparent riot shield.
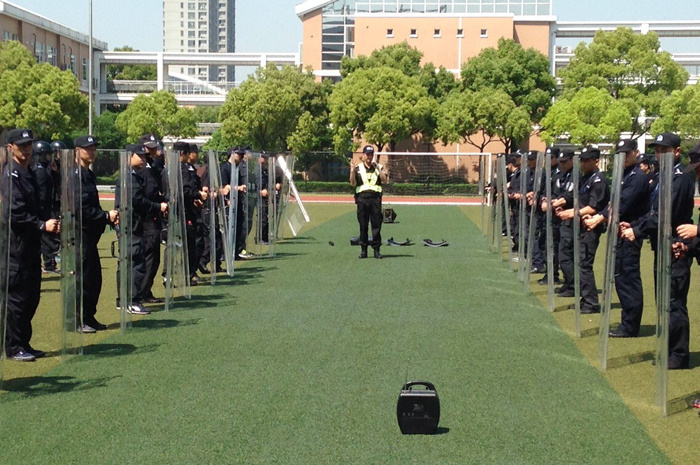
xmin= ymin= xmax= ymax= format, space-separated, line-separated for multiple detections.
xmin=479 ymin=155 xmax=486 ymax=235
xmin=517 ymin=165 xmax=527 ymax=280
xmin=494 ymin=160 xmax=504 ymax=255
xmin=545 ymin=156 xmax=555 ymax=312
xmin=0 ymin=148 xmax=11 ymax=385
xmin=164 ymin=152 xmax=191 ymax=311
xmin=61 ymin=148 xmax=83 ymax=358
xmin=498 ymin=156 xmax=514 ymax=265
xmin=227 ymin=160 xmax=239 ymax=275
xmin=655 ymin=151 xmax=673 ymax=416
xmin=266 ymin=156 xmax=279 ymax=257
xmin=277 ymin=155 xmax=310 ymax=238
xmin=487 ymin=164 xmax=496 ymax=246
xmin=573 ymin=154 xmax=582 ymax=338
xmin=598 ymin=152 xmax=624 ymax=371
xmin=116 ymin=150 xmax=133 ymax=332
xmin=523 ymin=152 xmax=544 ymax=294
xmin=207 ymin=150 xmax=234 ymax=284
xmin=245 ymin=152 xmax=263 ymax=257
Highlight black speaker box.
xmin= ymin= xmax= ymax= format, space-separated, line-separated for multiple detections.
xmin=396 ymin=381 xmax=440 ymax=434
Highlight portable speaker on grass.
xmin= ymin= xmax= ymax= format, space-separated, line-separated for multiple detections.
xmin=397 ymin=381 xmax=440 ymax=434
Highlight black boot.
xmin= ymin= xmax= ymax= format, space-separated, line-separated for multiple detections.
xmin=374 ymin=248 xmax=382 ymax=259
xmin=359 ymin=247 xmax=368 ymax=259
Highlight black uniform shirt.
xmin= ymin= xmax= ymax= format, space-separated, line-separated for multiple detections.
xmin=601 ymin=165 xmax=649 ymax=224
xmin=77 ymin=166 xmax=110 ymax=240
xmin=31 ymin=160 xmax=54 ymax=221
xmin=9 ymin=161 xmax=44 ymax=264
xmin=115 ymin=169 xmax=162 ymax=236
xmin=579 ymin=168 xmax=610 ymax=213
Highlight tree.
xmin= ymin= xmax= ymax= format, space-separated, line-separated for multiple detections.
xmin=419 ymin=64 xmax=459 ymax=103
xmin=219 ymin=64 xmax=331 ymax=153
xmin=106 ymin=46 xmax=157 ymax=81
xmin=461 ymin=38 xmax=556 ymax=124
xmin=115 ymin=90 xmax=197 ymax=141
xmin=540 ymin=87 xmax=632 ymax=146
xmin=91 ymin=110 xmax=128 ymax=149
xmin=558 ymin=27 xmax=689 ymax=138
xmin=192 ymin=105 xmax=221 ymax=123
xmin=436 ymin=88 xmax=531 ymax=153
xmin=341 ymin=42 xmax=423 ymax=78
xmin=651 ymin=84 xmax=700 ymax=138
xmin=329 ymin=66 xmax=437 ymax=154
xmin=0 ymin=41 xmax=88 ymax=140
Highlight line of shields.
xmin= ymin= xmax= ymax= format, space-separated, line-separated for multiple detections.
xmin=480 ymin=151 xmax=681 ymax=416
xmin=0 ymin=147 xmax=309 ymax=387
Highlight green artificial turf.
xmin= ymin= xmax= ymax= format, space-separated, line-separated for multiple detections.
xmin=0 ymin=204 xmax=672 ymax=464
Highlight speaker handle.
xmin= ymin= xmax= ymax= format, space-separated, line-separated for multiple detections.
xmin=402 ymin=381 xmax=436 ymax=392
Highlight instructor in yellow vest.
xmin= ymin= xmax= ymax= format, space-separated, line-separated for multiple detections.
xmin=350 ymin=145 xmax=388 ymax=259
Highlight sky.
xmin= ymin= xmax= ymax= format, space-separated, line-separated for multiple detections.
xmin=7 ymin=0 xmax=700 ymax=54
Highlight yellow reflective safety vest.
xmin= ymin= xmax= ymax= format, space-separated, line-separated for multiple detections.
xmin=356 ymin=163 xmax=383 ymax=195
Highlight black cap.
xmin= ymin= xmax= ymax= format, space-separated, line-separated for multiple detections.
xmin=7 ymin=128 xmax=34 ymax=145
xmin=506 ymin=155 xmax=517 ymax=165
xmin=559 ymin=150 xmax=574 ymax=161
xmin=173 ymin=141 xmax=189 ymax=152
xmin=511 ymin=152 xmax=522 ymax=158
xmin=74 ymin=135 xmax=98 ymax=148
xmin=126 ymin=143 xmax=148 ymax=156
xmin=580 ymin=147 xmax=601 ymax=160
xmin=649 ymin=132 xmax=681 ymax=149
xmin=189 ymin=144 xmax=200 ymax=154
xmin=363 ymin=145 xmax=375 ymax=155
xmin=545 ymin=147 xmax=561 ymax=158
xmin=684 ymin=142 xmax=700 ymax=173
xmin=615 ymin=139 xmax=638 ymax=153
xmin=527 ymin=151 xmax=538 ymax=161
xmin=139 ymin=133 xmax=160 ymax=149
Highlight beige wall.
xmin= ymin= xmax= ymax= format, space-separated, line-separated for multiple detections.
xmin=300 ymin=9 xmax=323 ymax=71
xmin=513 ymin=21 xmax=551 ymax=56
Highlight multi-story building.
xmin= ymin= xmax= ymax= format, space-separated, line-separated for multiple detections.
xmin=0 ymin=0 xmax=108 ymax=93
xmin=163 ymin=0 xmax=235 ymax=83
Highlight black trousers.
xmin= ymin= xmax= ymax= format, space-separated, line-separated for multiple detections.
xmin=614 ymin=237 xmax=644 ymax=335
xmin=538 ymin=219 xmax=561 ymax=277
xmin=235 ymin=200 xmax=247 ymax=256
xmin=653 ymin=252 xmax=692 ymax=365
xmin=186 ymin=222 xmax=197 ymax=278
xmin=580 ymin=229 xmax=602 ymax=310
xmin=356 ymin=195 xmax=382 ymax=250
xmin=40 ymin=232 xmax=60 ymax=270
xmin=5 ymin=256 xmax=41 ymax=355
xmin=116 ymin=235 xmax=147 ymax=304
xmin=141 ymin=221 xmax=161 ymax=300
xmin=510 ymin=201 xmax=520 ymax=251
xmin=79 ymin=235 xmax=103 ymax=326
xmin=559 ymin=222 xmax=574 ymax=290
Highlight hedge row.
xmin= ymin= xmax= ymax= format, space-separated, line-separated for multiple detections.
xmin=294 ymin=181 xmax=479 ymax=196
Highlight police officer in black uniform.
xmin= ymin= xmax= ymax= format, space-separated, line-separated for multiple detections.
xmin=538 ymin=147 xmax=562 ymax=284
xmin=74 ymin=135 xmax=119 ymax=333
xmin=221 ymin=147 xmax=251 ymax=260
xmin=136 ymin=133 xmax=166 ymax=304
xmin=507 ymin=153 xmax=522 ymax=253
xmin=622 ymin=133 xmax=694 ymax=369
xmin=350 ymin=145 xmax=388 ymax=259
xmin=259 ymin=153 xmax=284 ymax=244
xmin=32 ymin=140 xmax=60 ymax=274
xmin=4 ymin=129 xmax=61 ymax=361
xmin=584 ymin=140 xmax=649 ymax=335
xmin=560 ymin=147 xmax=609 ymax=313
xmin=552 ymin=150 xmax=575 ymax=296
xmin=115 ymin=144 xmax=169 ymax=315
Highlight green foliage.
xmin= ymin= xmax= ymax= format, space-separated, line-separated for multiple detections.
xmin=293 ymin=181 xmax=478 ymax=195
xmin=329 ymin=66 xmax=437 ymax=154
xmin=92 ymin=110 xmax=128 ymax=149
xmin=461 ymin=38 xmax=556 ymax=123
xmin=558 ymin=27 xmax=689 ymax=138
xmin=219 ymin=65 xmax=331 ymax=153
xmin=419 ymin=64 xmax=459 ymax=102
xmin=652 ymin=84 xmax=700 ymax=138
xmin=436 ymin=88 xmax=531 ymax=153
xmin=192 ymin=105 xmax=221 ymax=123
xmin=115 ymin=90 xmax=197 ymax=141
xmin=540 ymin=87 xmax=632 ymax=145
xmin=340 ymin=42 xmax=424 ymax=78
xmin=202 ymin=128 xmax=229 ymax=152
xmin=106 ymin=46 xmax=157 ymax=81
xmin=0 ymin=42 xmax=88 ymax=140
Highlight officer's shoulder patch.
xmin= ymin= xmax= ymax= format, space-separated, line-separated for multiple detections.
xmin=593 ymin=178 xmax=602 ymax=183
xmin=674 ymin=168 xmax=683 ymax=175
xmin=146 ymin=163 xmax=152 ymax=169
xmin=11 ymin=170 xmax=19 ymax=178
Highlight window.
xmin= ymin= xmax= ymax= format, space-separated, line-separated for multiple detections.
xmin=181 ymin=31 xmax=184 ymax=36
xmin=82 ymin=58 xmax=88 ymax=82
xmin=188 ymin=31 xmax=195 ymax=37
xmin=70 ymin=53 xmax=76 ymax=74
xmin=188 ymin=40 xmax=195 ymax=47
xmin=188 ymin=2 xmax=195 ymax=9
xmin=180 ymin=40 xmax=184 ymax=46
xmin=188 ymin=12 xmax=195 ymax=19
xmin=386 ymin=28 xmax=394 ymax=38
xmin=199 ymin=2 xmax=207 ymax=10
xmin=433 ymin=29 xmax=441 ymax=38
xmin=410 ymin=28 xmax=417 ymax=38
xmin=457 ymin=28 xmax=464 ymax=37
xmin=480 ymin=29 xmax=488 ymax=38
xmin=188 ymin=21 xmax=195 ymax=28
xmin=180 ymin=12 xmax=184 ymax=18
xmin=180 ymin=2 xmax=184 ymax=8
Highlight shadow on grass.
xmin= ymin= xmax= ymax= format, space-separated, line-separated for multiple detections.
xmin=668 ymin=389 xmax=700 ymax=415
xmin=638 ymin=325 xmax=657 ymax=338
xmin=377 ymin=254 xmax=415 ymax=259
xmin=580 ymin=327 xmax=599 ymax=338
xmin=130 ymin=318 xmax=202 ymax=331
xmin=0 ymin=375 xmax=121 ymax=400
xmin=82 ymin=343 xmax=159 ymax=359
xmin=607 ymin=350 xmax=655 ymax=369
